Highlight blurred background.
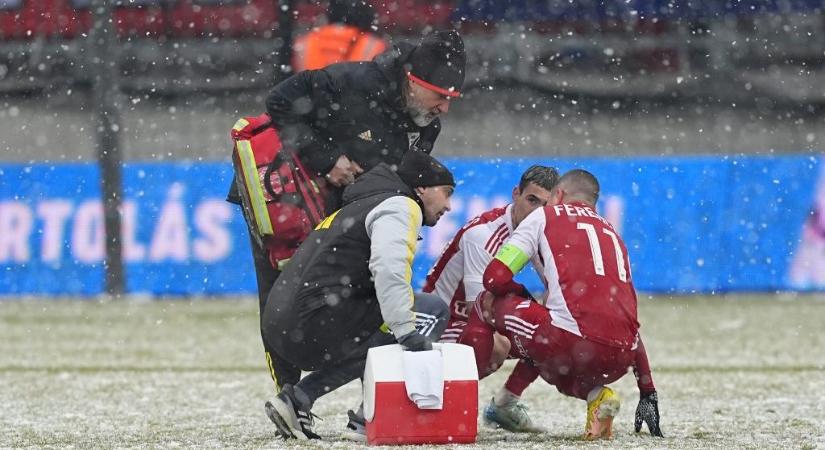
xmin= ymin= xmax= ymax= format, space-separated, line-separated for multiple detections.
xmin=3 ymin=5 xmax=824 ymax=447
xmin=4 ymin=0 xmax=825 ymax=159
xmin=1 ymin=0 xmax=824 ymax=296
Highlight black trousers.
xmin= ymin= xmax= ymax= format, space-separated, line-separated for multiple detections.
xmin=263 ymin=292 xmax=449 ymax=407
xmin=235 ymin=176 xmax=342 ymax=393
xmin=248 ymin=234 xmax=302 ymax=392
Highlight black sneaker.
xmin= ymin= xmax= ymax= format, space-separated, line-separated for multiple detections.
xmin=341 ymin=409 xmax=366 ymax=442
xmin=264 ymin=384 xmax=321 ymax=440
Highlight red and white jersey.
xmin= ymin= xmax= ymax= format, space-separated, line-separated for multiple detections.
xmin=504 ymin=201 xmax=639 ymax=350
xmin=423 ymin=205 xmax=517 ymax=321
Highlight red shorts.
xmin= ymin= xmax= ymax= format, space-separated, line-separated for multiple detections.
xmin=493 ymin=296 xmax=635 ymax=400
xmin=439 ymin=317 xmax=467 ymax=343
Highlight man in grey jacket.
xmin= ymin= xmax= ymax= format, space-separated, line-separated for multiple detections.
xmin=261 ymin=151 xmax=455 ymax=440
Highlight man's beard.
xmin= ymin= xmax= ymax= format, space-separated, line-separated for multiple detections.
xmin=423 ymin=210 xmax=443 ymax=227
xmin=407 ymin=104 xmax=436 ymax=127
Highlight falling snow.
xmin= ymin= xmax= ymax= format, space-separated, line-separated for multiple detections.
xmin=2 ymin=1 xmax=825 ymax=448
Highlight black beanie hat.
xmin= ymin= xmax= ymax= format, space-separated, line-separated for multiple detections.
xmin=397 ymin=151 xmax=456 ymax=189
xmin=405 ymin=30 xmax=466 ymax=98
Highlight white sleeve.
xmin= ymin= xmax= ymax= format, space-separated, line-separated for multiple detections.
xmin=460 ymin=236 xmax=495 ymax=302
xmin=365 ymin=195 xmax=422 ymax=338
xmin=504 ymin=207 xmax=545 ymax=260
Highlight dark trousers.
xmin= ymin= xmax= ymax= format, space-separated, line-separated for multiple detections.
xmin=248 ymin=234 xmax=302 ymax=392
xmin=265 ymin=292 xmax=449 ymax=408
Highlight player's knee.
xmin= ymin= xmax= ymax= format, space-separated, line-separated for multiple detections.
xmin=457 ymin=325 xmax=482 ymax=346
xmin=433 ymin=299 xmax=449 ymax=322
xmin=490 ymin=333 xmax=511 ymax=367
xmin=414 ymin=292 xmax=449 ymax=320
xmin=457 ymin=326 xmax=498 ymax=378
xmin=503 ymin=297 xmax=547 ymax=327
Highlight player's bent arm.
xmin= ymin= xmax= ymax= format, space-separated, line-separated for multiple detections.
xmin=483 ymin=254 xmax=527 ymax=297
xmin=633 ymin=335 xmax=664 ymax=437
xmin=499 ymin=206 xmax=545 ymax=270
xmin=483 ymin=207 xmax=546 ymax=297
xmin=461 ymin=236 xmax=497 ymax=302
xmin=365 ymin=196 xmax=422 ymax=338
xmin=265 ymin=69 xmax=345 ymax=175
xmin=633 ymin=335 xmax=657 ymax=394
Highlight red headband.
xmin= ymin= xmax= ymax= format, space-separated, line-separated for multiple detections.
xmin=407 ymin=72 xmax=460 ymax=98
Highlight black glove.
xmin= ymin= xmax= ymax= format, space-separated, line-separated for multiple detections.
xmin=397 ymin=331 xmax=433 ymax=352
xmin=634 ymin=391 xmax=663 ymax=437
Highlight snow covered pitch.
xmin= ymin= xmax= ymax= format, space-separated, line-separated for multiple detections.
xmin=2 ymin=295 xmax=823 ymax=449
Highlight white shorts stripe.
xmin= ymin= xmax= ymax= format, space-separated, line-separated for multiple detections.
xmin=504 ymin=320 xmax=537 ymax=338
xmin=504 ymin=314 xmax=539 ymax=329
xmin=504 ymin=326 xmax=534 ymax=340
xmin=515 ymin=300 xmax=532 ymax=310
xmin=504 ymin=316 xmax=536 ymax=338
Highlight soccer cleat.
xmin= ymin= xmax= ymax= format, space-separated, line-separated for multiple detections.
xmin=341 ymin=409 xmax=367 ymax=443
xmin=483 ymin=397 xmax=543 ymax=433
xmin=584 ymin=387 xmax=621 ymax=440
xmin=264 ymin=384 xmax=321 ymax=440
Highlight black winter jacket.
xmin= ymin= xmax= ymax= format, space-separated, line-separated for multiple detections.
xmin=265 ymin=42 xmax=440 ymax=177
xmin=261 ymin=164 xmax=424 ymax=368
xmin=263 ymin=163 xmax=419 ymax=322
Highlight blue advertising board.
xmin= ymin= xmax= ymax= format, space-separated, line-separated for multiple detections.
xmin=0 ymin=155 xmax=822 ymax=296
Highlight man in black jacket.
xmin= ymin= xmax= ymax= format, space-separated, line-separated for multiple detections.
xmin=228 ymin=30 xmax=466 ymax=399
xmin=269 ymin=29 xmax=465 ymax=190
xmin=261 ymin=151 xmax=455 ymax=440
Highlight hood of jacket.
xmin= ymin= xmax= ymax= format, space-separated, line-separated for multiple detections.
xmin=372 ymin=42 xmax=416 ymax=110
xmin=374 ymin=41 xmax=415 ymax=86
xmin=342 ymin=163 xmax=424 ymax=212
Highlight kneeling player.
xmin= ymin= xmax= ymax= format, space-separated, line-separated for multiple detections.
xmin=424 ymin=165 xmax=558 ymax=432
xmin=460 ymin=169 xmax=663 ymax=439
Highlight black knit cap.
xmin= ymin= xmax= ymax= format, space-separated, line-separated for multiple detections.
xmin=405 ymin=30 xmax=466 ymax=98
xmin=397 ymin=151 xmax=456 ymax=189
